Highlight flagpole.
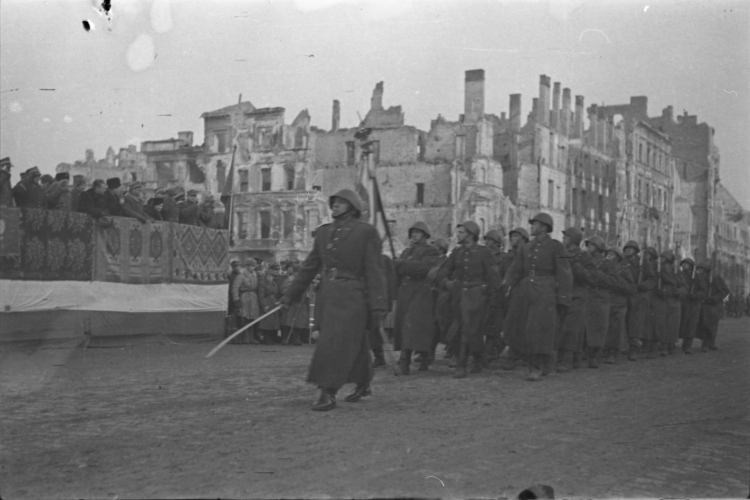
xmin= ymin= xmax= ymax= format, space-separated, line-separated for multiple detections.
xmin=226 ymin=144 xmax=237 ymax=245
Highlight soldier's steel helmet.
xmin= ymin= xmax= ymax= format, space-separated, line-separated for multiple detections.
xmin=680 ymin=257 xmax=695 ymax=268
xmin=509 ymin=227 xmax=530 ymax=242
xmin=529 ymin=212 xmax=554 ymax=231
xmin=585 ymin=235 xmax=607 ymax=252
xmin=644 ymin=247 xmax=658 ymax=259
xmin=696 ymin=260 xmax=712 ymax=271
xmin=457 ymin=220 xmax=480 ymax=237
xmin=408 ymin=221 xmax=431 ymax=239
xmin=660 ymin=250 xmax=675 ymax=262
xmin=484 ymin=229 xmax=503 ymax=243
xmin=623 ymin=240 xmax=641 ymax=253
xmin=562 ymin=227 xmax=583 ymax=246
xmin=329 ymin=188 xmax=365 ymax=214
xmin=607 ymin=247 xmax=625 ymax=261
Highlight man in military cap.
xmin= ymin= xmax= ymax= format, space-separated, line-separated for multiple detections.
xmin=653 ymin=250 xmax=686 ymax=356
xmin=12 ymin=167 xmax=45 ymax=209
xmin=393 ymin=221 xmax=441 ymax=374
xmin=0 ymin=157 xmax=13 ymax=207
xmin=279 ymin=189 xmax=386 ymax=411
xmin=178 ymin=189 xmax=202 ymax=226
xmin=506 ymin=213 xmax=571 ymax=381
xmin=436 ymin=220 xmax=501 ymax=378
xmin=695 ymin=260 xmax=729 ymax=351
xmin=501 ymin=226 xmax=530 ymax=370
xmin=603 ymin=247 xmax=636 ymax=364
xmin=623 ymin=241 xmax=656 ymax=361
xmin=481 ymin=229 xmax=508 ymax=363
xmin=582 ymin=235 xmax=610 ymax=368
xmin=122 ymin=182 xmax=152 ymax=223
xmin=162 ymin=187 xmax=180 ymax=223
xmin=555 ymin=227 xmax=594 ymax=373
xmin=103 ymin=177 xmax=124 ymax=217
xmin=45 ymin=172 xmax=72 ymax=211
xmin=678 ymin=257 xmax=706 ymax=354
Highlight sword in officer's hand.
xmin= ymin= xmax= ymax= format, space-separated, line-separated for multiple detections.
xmin=205 ymin=306 xmax=283 ymax=358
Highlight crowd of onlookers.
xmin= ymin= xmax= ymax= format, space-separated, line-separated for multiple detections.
xmin=0 ymin=158 xmax=225 ymax=228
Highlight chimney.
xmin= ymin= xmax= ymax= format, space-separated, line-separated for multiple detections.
xmin=598 ymin=116 xmax=607 ymax=151
xmin=332 ymin=100 xmax=340 ymax=132
xmin=464 ymin=69 xmax=485 ymax=124
xmin=561 ymin=88 xmax=571 ymax=136
xmin=662 ymin=105 xmax=673 ymax=122
xmin=551 ymin=82 xmax=561 ymax=130
xmin=588 ymin=104 xmax=599 ymax=147
xmin=574 ymin=95 xmax=584 ymax=138
xmin=509 ymin=93 xmax=522 ymax=132
xmin=371 ymin=82 xmax=384 ymax=111
xmin=537 ymin=75 xmax=551 ymax=125
xmin=531 ymin=97 xmax=539 ymax=124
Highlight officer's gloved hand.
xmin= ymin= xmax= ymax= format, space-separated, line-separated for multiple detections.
xmin=277 ymin=296 xmax=291 ymax=309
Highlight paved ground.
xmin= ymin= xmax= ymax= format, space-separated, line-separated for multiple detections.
xmin=1 ymin=318 xmax=748 ymax=499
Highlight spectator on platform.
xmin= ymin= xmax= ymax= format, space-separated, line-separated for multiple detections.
xmin=122 ymin=182 xmax=152 ymax=223
xmin=178 ymin=189 xmax=202 ymax=226
xmin=144 ymin=197 xmax=165 ymax=221
xmin=12 ymin=167 xmax=45 ymax=209
xmin=40 ymin=174 xmax=54 ymax=193
xmin=77 ymin=179 xmax=109 ymax=219
xmin=103 ymin=177 xmax=124 ymax=217
xmin=0 ymin=157 xmax=13 ymax=208
xmin=45 ymin=172 xmax=72 ymax=211
xmin=70 ymin=176 xmax=87 ymax=212
xmin=208 ymin=200 xmax=226 ymax=229
xmin=160 ymin=188 xmax=179 ymax=223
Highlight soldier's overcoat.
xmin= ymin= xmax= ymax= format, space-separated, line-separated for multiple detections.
xmin=696 ymin=275 xmax=730 ymax=341
xmin=555 ymin=247 xmax=593 ymax=352
xmin=679 ymin=269 xmax=706 ymax=341
xmin=285 ymin=217 xmax=386 ymax=390
xmin=653 ymin=263 xmax=684 ymax=347
xmin=625 ymin=254 xmax=657 ymax=340
xmin=605 ymin=260 xmax=636 ymax=351
xmin=506 ymin=233 xmax=572 ymax=355
xmin=584 ymin=254 xmax=611 ymax=349
xmin=394 ymin=241 xmax=441 ymax=352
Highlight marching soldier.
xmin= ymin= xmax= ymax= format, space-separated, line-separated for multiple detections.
xmin=678 ymin=257 xmax=706 ymax=354
xmin=279 ymin=189 xmax=386 ymax=411
xmin=603 ymin=247 xmax=636 ymax=364
xmin=481 ymin=229 xmax=508 ymax=362
xmin=506 ymin=213 xmax=572 ymax=381
xmin=555 ymin=227 xmax=594 ymax=373
xmin=582 ymin=235 xmax=610 ymax=368
xmin=436 ymin=221 xmax=501 ymax=378
xmin=653 ymin=250 xmax=686 ymax=356
xmin=393 ymin=222 xmax=441 ymax=374
xmin=623 ymin=241 xmax=656 ymax=361
xmin=501 ymin=227 xmax=530 ymax=371
xmin=695 ymin=260 xmax=730 ymax=352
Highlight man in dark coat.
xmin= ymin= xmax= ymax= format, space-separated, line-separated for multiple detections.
xmin=45 ymin=172 xmax=72 ymax=211
xmin=695 ymin=260 xmax=730 ymax=351
xmin=279 ymin=189 xmax=386 ymax=411
xmin=436 ymin=221 xmax=501 ymax=378
xmin=582 ymin=235 xmax=610 ymax=368
xmin=501 ymin=227 xmax=530 ymax=370
xmin=653 ymin=250 xmax=686 ymax=356
xmin=77 ymin=179 xmax=108 ymax=218
xmin=162 ymin=188 xmax=180 ymax=223
xmin=12 ymin=167 xmax=45 ymax=209
xmin=371 ymin=253 xmax=398 ymax=367
xmin=623 ymin=241 xmax=656 ymax=361
xmin=178 ymin=189 xmax=202 ymax=226
xmin=122 ymin=182 xmax=152 ymax=223
xmin=506 ymin=213 xmax=571 ymax=381
xmin=678 ymin=257 xmax=706 ymax=354
xmin=480 ymin=229 xmax=508 ymax=363
xmin=144 ymin=198 xmax=166 ymax=221
xmin=0 ymin=157 xmax=14 ymax=207
xmin=70 ymin=176 xmax=87 ymax=213
xmin=555 ymin=227 xmax=594 ymax=373
xmin=393 ymin=221 xmax=441 ymax=374
xmin=603 ymin=247 xmax=636 ymax=364
xmin=103 ymin=177 xmax=124 ymax=217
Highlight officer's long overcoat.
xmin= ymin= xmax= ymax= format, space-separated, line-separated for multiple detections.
xmin=285 ymin=217 xmax=386 ymax=390
xmin=679 ymin=269 xmax=706 ymax=341
xmin=653 ymin=262 xmax=684 ymax=347
xmin=605 ymin=260 xmax=636 ymax=351
xmin=584 ymin=253 xmax=610 ymax=350
xmin=625 ymin=254 xmax=657 ymax=340
xmin=506 ymin=233 xmax=572 ymax=356
xmin=696 ymin=274 xmax=730 ymax=341
xmin=555 ymin=247 xmax=593 ymax=352
xmin=394 ymin=241 xmax=441 ymax=352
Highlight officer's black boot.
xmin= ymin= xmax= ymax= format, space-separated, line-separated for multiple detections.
xmin=541 ymin=353 xmax=553 ymax=376
xmin=344 ymin=384 xmax=371 ymax=403
xmin=526 ymin=355 xmax=542 ymax=381
xmin=588 ymin=348 xmax=600 ymax=368
xmin=395 ymin=350 xmax=411 ymax=376
xmin=312 ymin=388 xmax=337 ymax=411
xmin=556 ymin=350 xmax=571 ymax=373
xmin=470 ymin=352 xmax=484 ymax=374
xmin=681 ymin=338 xmax=693 ymax=354
xmin=417 ymin=351 xmax=430 ymax=371
xmin=372 ymin=348 xmax=386 ymax=368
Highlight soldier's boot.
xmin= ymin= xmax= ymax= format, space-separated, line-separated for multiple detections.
xmin=645 ymin=340 xmax=657 ymax=359
xmin=502 ymin=349 xmax=519 ymax=370
xmin=344 ymin=384 xmax=371 ymax=403
xmin=572 ymin=351 xmax=582 ymax=369
xmin=541 ymin=354 xmax=553 ymax=376
xmin=701 ymin=340 xmax=709 ymax=352
xmin=605 ymin=348 xmax=616 ymax=364
xmin=483 ymin=337 xmax=499 ymax=363
xmin=395 ymin=350 xmax=411 ymax=376
xmin=681 ymin=339 xmax=693 ymax=354
xmin=709 ymin=337 xmax=718 ymax=351
xmin=667 ymin=342 xmax=676 ymax=355
xmin=312 ymin=388 xmax=337 ymax=411
xmin=659 ymin=341 xmax=668 ymax=356
xmin=454 ymin=344 xmax=469 ymax=379
xmin=470 ymin=352 xmax=484 ymax=374
xmin=526 ymin=355 xmax=542 ymax=381
xmin=588 ymin=348 xmax=600 ymax=369
xmin=289 ymin=329 xmax=303 ymax=346
xmin=557 ymin=350 xmax=571 ymax=373
xmin=627 ymin=344 xmax=638 ymax=361
xmin=372 ymin=348 xmax=386 ymax=368
xmin=417 ymin=351 xmax=430 ymax=371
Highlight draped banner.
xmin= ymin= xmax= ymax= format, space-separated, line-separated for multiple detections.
xmin=0 ymin=208 xmax=94 ymax=281
xmin=171 ymin=224 xmax=229 ymax=284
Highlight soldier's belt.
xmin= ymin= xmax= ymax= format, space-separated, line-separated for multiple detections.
xmin=323 ymin=267 xmax=361 ymax=281
xmin=526 ymin=270 xmax=554 ymax=277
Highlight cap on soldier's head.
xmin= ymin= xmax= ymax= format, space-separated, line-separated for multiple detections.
xmin=680 ymin=257 xmax=695 ymax=268
xmin=408 ymin=221 xmax=431 ymax=239
xmin=585 ymin=235 xmax=607 ymax=252
xmin=607 ymin=247 xmax=624 ymax=261
xmin=623 ymin=240 xmax=641 ymax=253
xmin=457 ymin=220 xmax=480 ymax=237
xmin=562 ymin=227 xmax=583 ymax=246
xmin=329 ymin=188 xmax=364 ymax=215
xmin=509 ymin=227 xmax=530 ymax=242
xmin=484 ymin=229 xmax=503 ymax=243
xmin=529 ymin=212 xmax=553 ymax=232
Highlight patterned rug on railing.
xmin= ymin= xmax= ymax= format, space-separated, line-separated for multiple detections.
xmin=94 ymin=217 xmax=172 ymax=284
xmin=171 ymin=224 xmax=229 ymax=284
xmin=0 ymin=208 xmax=94 ymax=281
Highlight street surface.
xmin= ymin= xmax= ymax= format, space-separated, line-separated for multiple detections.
xmin=1 ymin=318 xmax=748 ymax=499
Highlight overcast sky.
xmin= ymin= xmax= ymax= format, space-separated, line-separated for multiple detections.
xmin=1 ymin=0 xmax=748 ymax=207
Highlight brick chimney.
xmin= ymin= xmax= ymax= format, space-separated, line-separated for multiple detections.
xmin=598 ymin=116 xmax=607 ymax=151
xmin=551 ymin=82 xmax=561 ymax=130
xmin=371 ymin=82 xmax=384 ymax=111
xmin=509 ymin=93 xmax=522 ymax=132
xmin=464 ymin=69 xmax=485 ymax=124
xmin=537 ymin=75 xmax=551 ymax=125
xmin=332 ymin=100 xmax=340 ymax=132
xmin=588 ymin=104 xmax=599 ymax=147
xmin=574 ymin=95 xmax=585 ymax=138
xmin=561 ymin=88 xmax=571 ymax=136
